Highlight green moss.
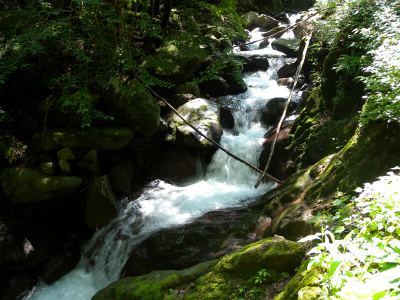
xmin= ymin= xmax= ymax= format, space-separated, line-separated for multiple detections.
xmin=273 ymin=260 xmax=325 ymax=300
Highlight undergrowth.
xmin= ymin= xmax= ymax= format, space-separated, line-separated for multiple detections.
xmin=301 ymin=168 xmax=400 ymax=299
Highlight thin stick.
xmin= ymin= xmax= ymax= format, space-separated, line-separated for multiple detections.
xmin=255 ymin=34 xmax=312 ymax=188
xmin=147 ymin=86 xmax=283 ymax=184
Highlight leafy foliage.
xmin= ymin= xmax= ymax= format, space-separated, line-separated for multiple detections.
xmin=301 ymin=168 xmax=400 ymax=299
xmin=0 ymin=0 xmax=245 ymax=127
xmin=312 ymin=0 xmax=400 ymax=125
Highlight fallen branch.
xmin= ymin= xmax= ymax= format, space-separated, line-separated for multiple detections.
xmin=147 ymin=86 xmax=283 ymax=184
xmin=254 ymin=33 xmax=312 ymax=188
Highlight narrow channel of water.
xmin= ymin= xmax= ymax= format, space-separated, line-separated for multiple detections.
xmin=24 ymin=17 xmax=300 ymax=300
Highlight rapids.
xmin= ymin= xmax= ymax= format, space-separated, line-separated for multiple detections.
xmin=24 ymin=16 xmax=300 ymax=300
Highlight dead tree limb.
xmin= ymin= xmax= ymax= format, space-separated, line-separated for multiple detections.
xmin=254 ymin=34 xmax=312 ymax=189
xmin=147 ymin=87 xmax=283 ymax=184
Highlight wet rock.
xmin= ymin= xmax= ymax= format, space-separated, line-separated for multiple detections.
xmin=105 ymin=78 xmax=160 ymax=136
xmin=222 ymin=73 xmax=248 ymax=94
xmin=277 ymin=59 xmax=297 ymax=78
xmin=0 ymin=168 xmax=82 ymax=204
xmin=167 ymin=98 xmax=223 ymax=148
xmin=0 ymin=275 xmax=36 ymax=300
xmin=199 ymin=76 xmax=229 ymax=97
xmin=220 ymin=107 xmax=234 ymax=129
xmin=272 ymin=38 xmax=301 ymax=57
xmin=259 ymin=39 xmax=270 ymax=49
xmin=32 ymin=127 xmax=135 ymax=152
xmin=261 ymin=97 xmax=298 ymax=126
xmin=278 ymin=77 xmax=294 ymax=88
xmin=148 ymin=144 xmax=197 ymax=182
xmin=107 ymin=158 xmax=135 ymax=196
xmin=121 ymin=206 xmax=263 ymax=277
xmin=43 ymin=247 xmax=81 ymax=285
xmin=259 ymin=120 xmax=294 ymax=179
xmin=261 ymin=26 xmax=286 ymax=38
xmin=241 ymin=55 xmax=270 ymax=71
xmin=81 ymin=175 xmax=119 ymax=230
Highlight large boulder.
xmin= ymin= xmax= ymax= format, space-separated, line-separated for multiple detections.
xmin=272 ymin=39 xmax=301 ymax=57
xmin=0 ymin=168 xmax=82 ymax=204
xmin=167 ymin=98 xmax=223 ymax=148
xmin=198 ymin=76 xmax=229 ymax=96
xmin=107 ymin=158 xmax=135 ymax=196
xmin=253 ymin=14 xmax=279 ymax=28
xmin=32 ymin=127 xmax=135 ymax=152
xmin=172 ymin=82 xmax=201 ymax=98
xmin=240 ymin=55 xmax=270 ymax=71
xmin=262 ymin=97 xmax=298 ymax=126
xmin=104 ymin=78 xmax=160 ymax=136
xmin=241 ymin=11 xmax=259 ymax=28
xmin=94 ymin=236 xmax=304 ymax=300
xmin=81 ymin=175 xmax=119 ymax=230
xmin=222 ymin=73 xmax=248 ymax=94
xmin=142 ymin=32 xmax=209 ymax=85
xmin=148 ymin=144 xmax=197 ymax=182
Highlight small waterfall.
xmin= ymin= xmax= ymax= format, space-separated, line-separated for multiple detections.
xmin=25 ymin=15 xmax=300 ymax=300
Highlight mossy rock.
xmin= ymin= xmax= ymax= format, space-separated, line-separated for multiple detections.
xmin=0 ymin=167 xmax=82 ymax=204
xmin=271 ymin=38 xmax=301 ymax=57
xmin=93 ymin=237 xmax=304 ymax=300
xmin=273 ymin=260 xmax=324 ymax=300
xmin=168 ymin=98 xmax=223 ymax=148
xmin=142 ymin=32 xmax=209 ymax=85
xmin=105 ymin=78 xmax=160 ymax=136
xmin=32 ymin=127 xmax=135 ymax=152
xmin=92 ymin=260 xmax=216 ymax=300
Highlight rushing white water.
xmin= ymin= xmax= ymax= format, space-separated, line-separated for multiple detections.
xmin=24 ymin=18 xmax=300 ymax=300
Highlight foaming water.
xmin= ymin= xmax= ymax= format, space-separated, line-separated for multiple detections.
xmin=25 ymin=14 xmax=300 ymax=300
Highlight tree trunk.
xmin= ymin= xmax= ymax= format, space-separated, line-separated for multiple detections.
xmin=153 ymin=0 xmax=160 ymax=15
xmin=161 ymin=0 xmax=172 ymax=31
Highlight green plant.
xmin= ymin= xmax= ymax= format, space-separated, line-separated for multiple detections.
xmin=281 ymin=272 xmax=290 ymax=279
xmin=301 ymin=168 xmax=400 ymax=299
xmin=254 ymin=268 xmax=270 ymax=285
